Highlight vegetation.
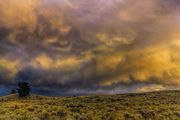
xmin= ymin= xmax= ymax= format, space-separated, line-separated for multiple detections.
xmin=17 ymin=82 xmax=31 ymax=97
xmin=10 ymin=89 xmax=17 ymax=94
xmin=0 ymin=90 xmax=179 ymax=120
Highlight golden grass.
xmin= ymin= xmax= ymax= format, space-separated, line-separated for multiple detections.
xmin=0 ymin=90 xmax=179 ymax=120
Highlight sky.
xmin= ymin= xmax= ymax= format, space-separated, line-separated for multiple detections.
xmin=0 ymin=0 xmax=180 ymax=95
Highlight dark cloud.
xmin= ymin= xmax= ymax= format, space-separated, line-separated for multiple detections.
xmin=0 ymin=0 xmax=179 ymax=95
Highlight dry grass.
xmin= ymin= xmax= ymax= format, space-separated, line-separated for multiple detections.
xmin=0 ymin=90 xmax=179 ymax=120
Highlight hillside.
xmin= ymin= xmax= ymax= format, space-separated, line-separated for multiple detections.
xmin=0 ymin=90 xmax=179 ymax=120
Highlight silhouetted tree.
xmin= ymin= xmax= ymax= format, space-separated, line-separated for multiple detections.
xmin=17 ymin=82 xmax=31 ymax=97
xmin=10 ymin=89 xmax=17 ymax=94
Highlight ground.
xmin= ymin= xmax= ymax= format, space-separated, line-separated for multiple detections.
xmin=0 ymin=90 xmax=179 ymax=120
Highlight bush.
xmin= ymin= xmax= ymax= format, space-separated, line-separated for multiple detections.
xmin=17 ymin=82 xmax=31 ymax=97
xmin=11 ymin=89 xmax=17 ymax=94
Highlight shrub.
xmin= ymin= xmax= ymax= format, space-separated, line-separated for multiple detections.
xmin=17 ymin=82 xmax=31 ymax=97
xmin=10 ymin=89 xmax=17 ymax=94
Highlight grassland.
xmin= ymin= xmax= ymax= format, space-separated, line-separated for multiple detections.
xmin=0 ymin=90 xmax=179 ymax=120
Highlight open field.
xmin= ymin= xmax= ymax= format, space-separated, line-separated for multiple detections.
xmin=0 ymin=90 xmax=179 ymax=120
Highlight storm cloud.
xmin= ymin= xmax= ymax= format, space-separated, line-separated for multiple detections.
xmin=0 ymin=0 xmax=180 ymax=95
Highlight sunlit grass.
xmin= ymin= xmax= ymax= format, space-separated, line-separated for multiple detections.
xmin=0 ymin=90 xmax=179 ymax=120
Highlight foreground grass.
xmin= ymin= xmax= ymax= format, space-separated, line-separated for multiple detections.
xmin=0 ymin=91 xmax=179 ymax=120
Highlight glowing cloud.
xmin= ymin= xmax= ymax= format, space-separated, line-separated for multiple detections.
xmin=0 ymin=0 xmax=179 ymax=94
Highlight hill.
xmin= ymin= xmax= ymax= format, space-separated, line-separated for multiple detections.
xmin=0 ymin=90 xmax=179 ymax=120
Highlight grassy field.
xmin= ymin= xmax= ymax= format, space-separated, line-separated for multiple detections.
xmin=0 ymin=90 xmax=179 ymax=120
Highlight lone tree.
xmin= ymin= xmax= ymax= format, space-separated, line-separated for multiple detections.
xmin=10 ymin=89 xmax=17 ymax=94
xmin=17 ymin=82 xmax=31 ymax=97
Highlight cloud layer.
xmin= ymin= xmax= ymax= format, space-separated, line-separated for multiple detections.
xmin=0 ymin=0 xmax=180 ymax=94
